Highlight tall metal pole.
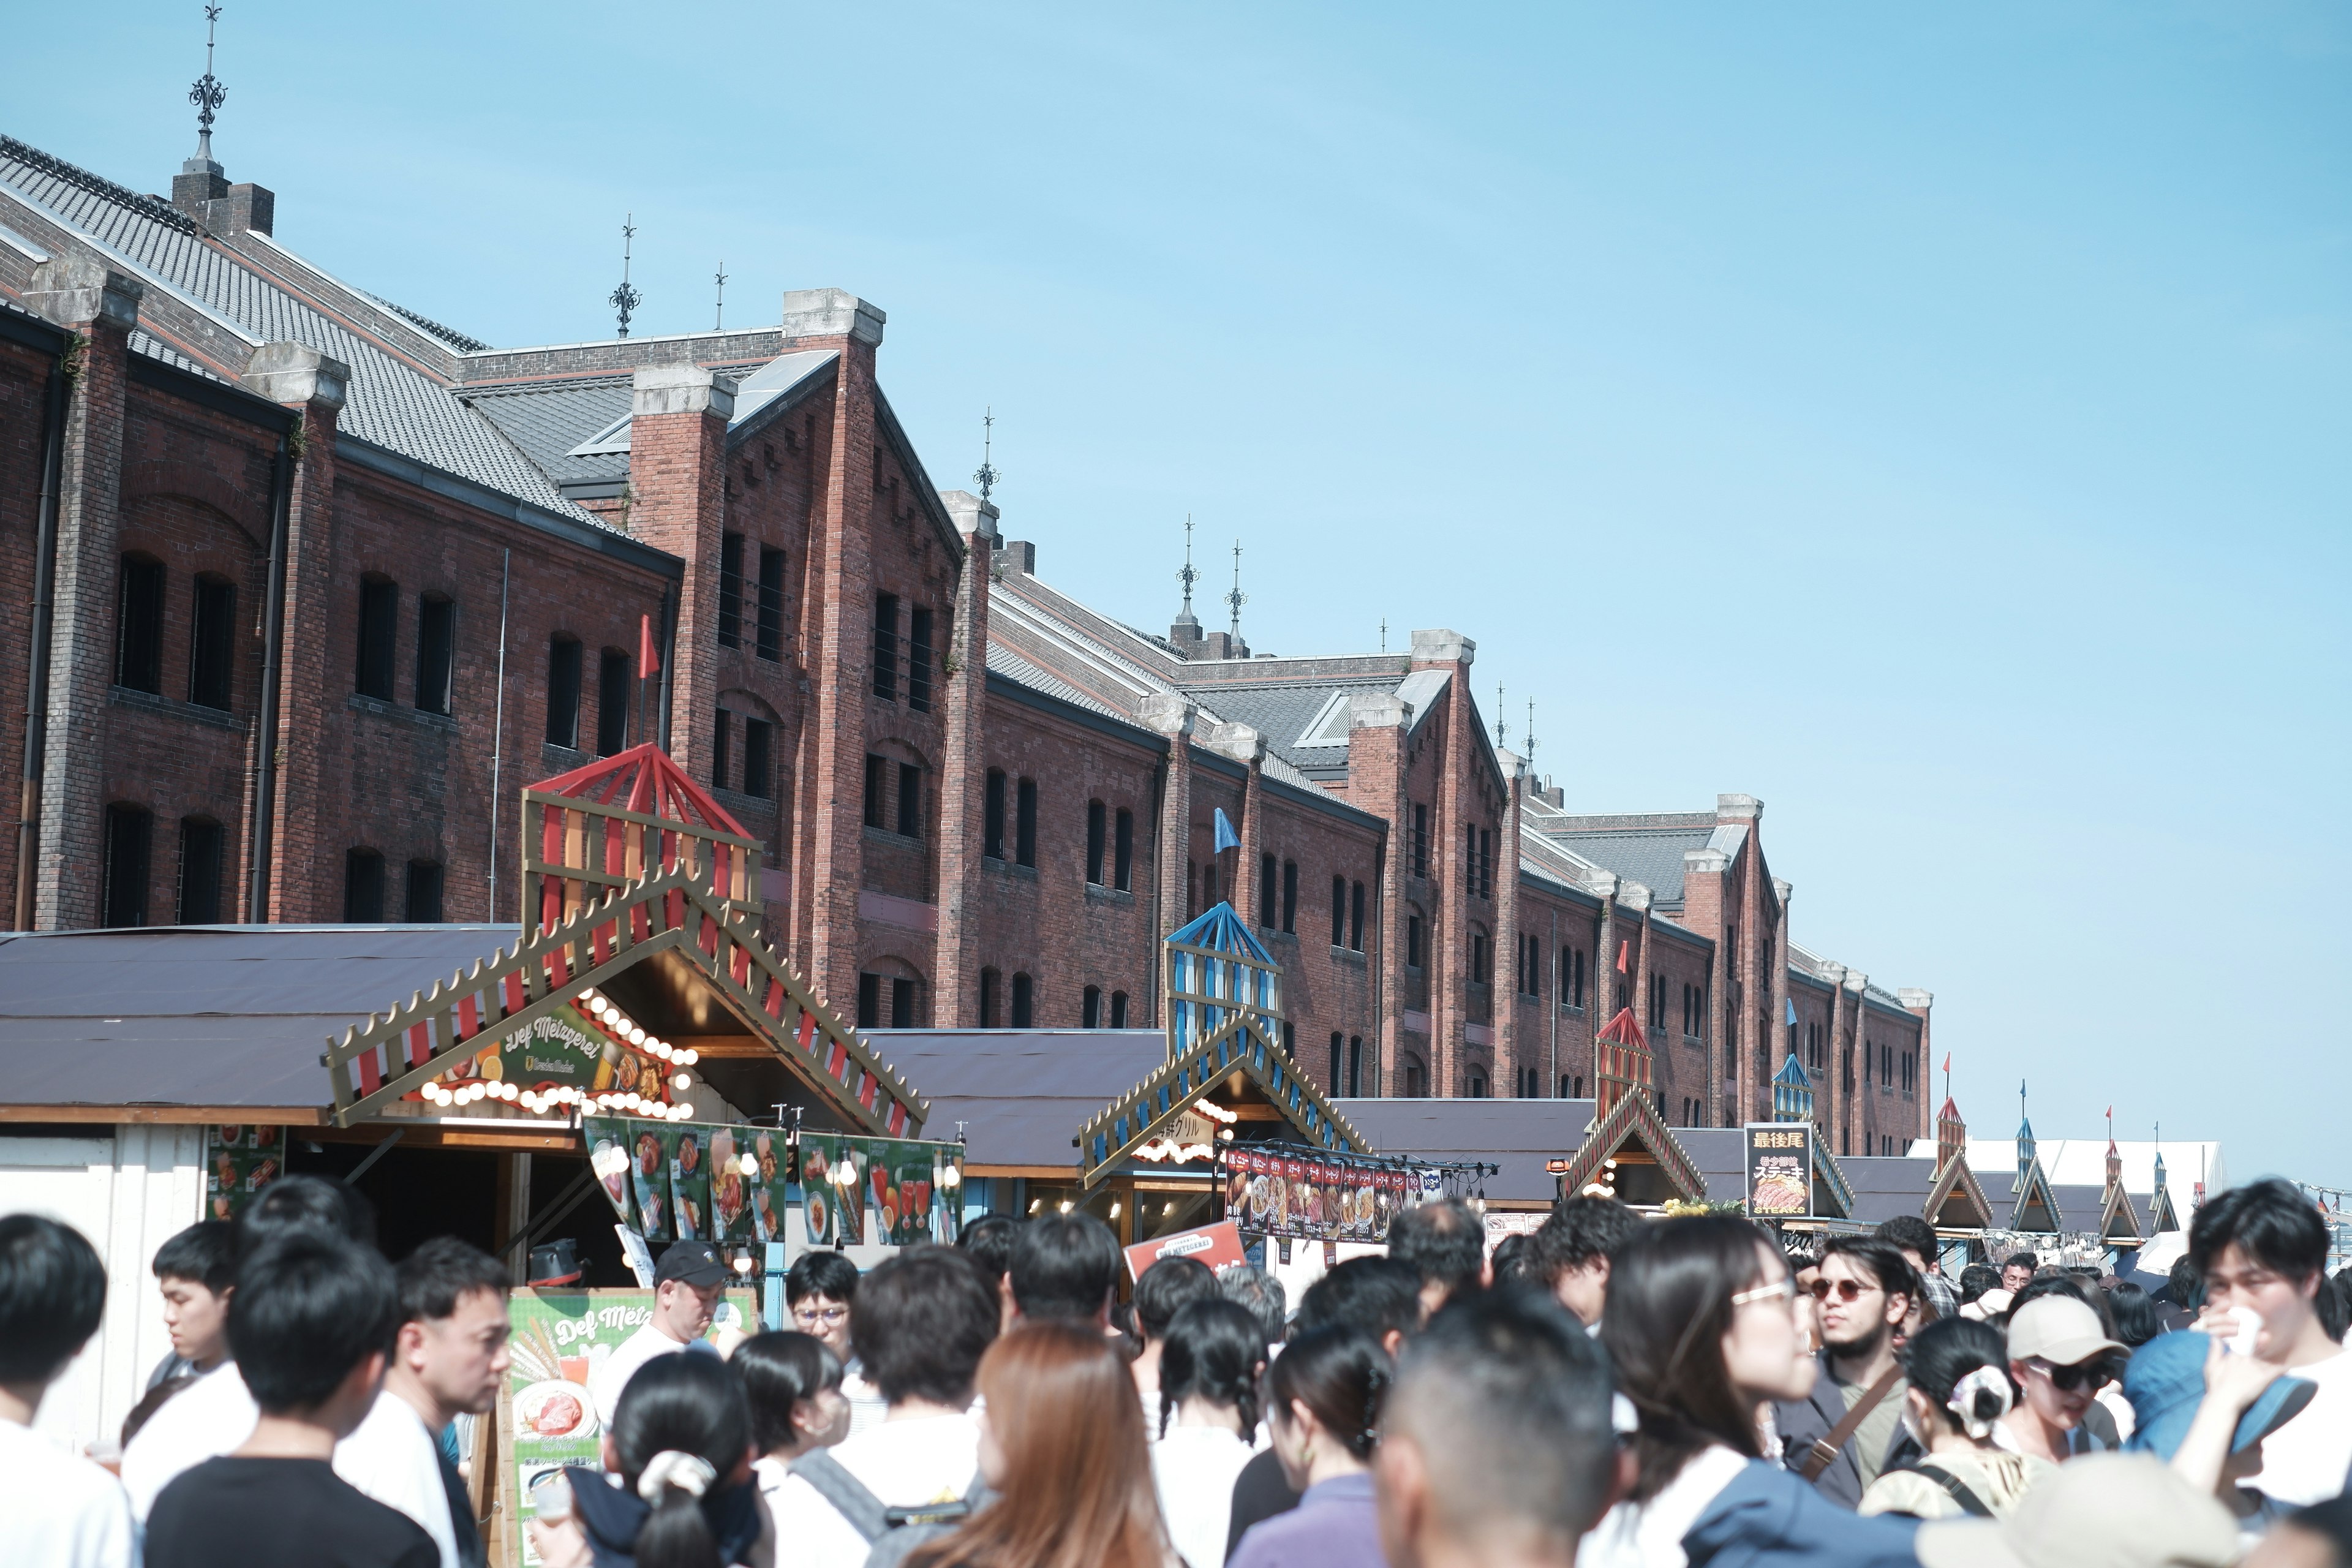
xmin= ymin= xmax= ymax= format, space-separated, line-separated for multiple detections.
xmin=487 ymin=547 xmax=510 ymax=920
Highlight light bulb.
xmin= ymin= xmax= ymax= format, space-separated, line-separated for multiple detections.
xmin=672 ymin=1072 xmax=692 ymax=1093
xmin=627 ymin=1024 xmax=646 ymax=1046
xmin=739 ymin=1153 xmax=760 ymax=1177
xmin=671 ymin=1104 xmax=691 ymax=1121
xmin=940 ymin=1166 xmax=961 ymax=1189
xmin=676 ymin=1049 xmax=698 ymax=1066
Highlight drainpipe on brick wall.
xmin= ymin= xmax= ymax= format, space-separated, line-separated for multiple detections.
xmin=244 ymin=431 xmax=293 ymax=922
xmin=10 ymin=353 xmax=68 ymax=931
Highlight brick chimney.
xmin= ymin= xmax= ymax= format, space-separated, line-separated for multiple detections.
xmin=171 ymin=157 xmax=274 ymax=236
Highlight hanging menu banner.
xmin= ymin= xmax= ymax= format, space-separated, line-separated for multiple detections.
xmin=205 ymin=1125 xmax=284 ymax=1219
xmin=585 ymin=1118 xmax=963 ymax=1251
xmin=1221 ymin=1147 xmax=1421 ymax=1243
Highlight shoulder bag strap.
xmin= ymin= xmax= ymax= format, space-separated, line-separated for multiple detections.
xmin=788 ymin=1450 xmax=891 ymax=1543
xmin=1910 ymin=1461 xmax=1995 ymax=1518
xmin=1796 ymin=1363 xmax=1905 ymax=1482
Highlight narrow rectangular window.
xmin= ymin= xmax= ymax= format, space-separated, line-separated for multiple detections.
xmin=1084 ymin=987 xmax=1102 ymax=1029
xmin=742 ymin=719 xmax=773 ymax=799
xmin=858 ymin=973 xmax=881 ymax=1028
xmin=712 ymin=710 xmax=732 ymax=791
xmin=871 ymin=593 xmax=900 ymax=699
xmin=404 ymin=860 xmax=443 ymax=922
xmin=1351 ymin=881 xmax=1365 ymax=952
xmin=1281 ymin=860 xmax=1298 ymax=935
xmin=1411 ymin=805 xmax=1428 ymax=878
xmin=176 ymin=817 xmax=222 ymax=925
xmin=718 ymin=532 xmax=744 ymax=648
xmin=979 ymin=968 xmax=999 ymax=1027
xmin=343 ymin=848 xmax=385 ymax=922
xmin=415 ymin=594 xmax=455 ymax=715
xmin=1258 ymin=853 xmax=1278 ymax=927
xmin=897 ymin=763 xmax=921 ymax=838
xmin=545 ymin=636 xmax=582 ymax=747
xmin=1087 ymin=801 xmax=1107 ymax=885
xmin=596 ymin=649 xmax=632 ymax=755
xmin=1016 ymin=778 xmax=1038 ymax=867
xmin=1010 ymin=973 xmax=1034 ymax=1028
xmin=355 ymin=576 xmax=398 ymax=701
xmin=908 ymin=606 xmax=935 ymax=713
xmin=1110 ymin=991 xmax=1128 ymax=1028
xmin=1348 ymin=1036 xmax=1362 ymax=1097
xmin=891 ymin=978 xmax=915 ymax=1029
xmin=189 ymin=575 xmax=235 ymax=711
xmin=1407 ymin=915 xmax=1422 ymax=968
xmin=101 ymin=805 xmax=153 ymax=927
xmin=116 ymin=556 xmax=165 ymax=694
xmin=1330 ymin=875 xmax=1347 ymax=946
xmin=1114 ymin=809 xmax=1133 ymax=892
xmin=864 ymin=754 xmax=888 ymax=830
xmin=984 ymin=771 xmax=1006 ymax=859
xmin=756 ymin=547 xmax=785 ymax=661
xmin=1330 ymin=1032 xmax=1342 ymax=1092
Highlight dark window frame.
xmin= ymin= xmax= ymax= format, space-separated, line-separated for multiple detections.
xmin=102 ymin=804 xmax=154 ymax=927
xmin=741 ymin=717 xmax=773 ymax=799
xmin=756 ymin=546 xmax=786 ymax=662
xmin=188 ymin=573 xmax=236 ymax=711
xmin=984 ymin=770 xmax=1007 ymax=860
xmin=175 ymin=815 xmax=224 ymax=925
xmin=545 ymin=635 xmax=583 ymax=748
xmin=1086 ymin=801 xmax=1107 ymax=886
xmin=897 ymin=762 xmax=922 ymax=839
xmin=871 ymin=593 xmax=900 ymax=700
xmin=718 ymin=532 xmax=744 ymax=648
xmin=355 ymin=575 xmax=399 ymax=702
xmin=1114 ymin=809 xmax=1134 ymax=892
xmin=414 ymin=592 xmax=455 ymax=715
xmin=908 ymin=606 xmax=934 ymax=713
xmin=595 ymin=649 xmax=633 ymax=755
xmin=116 ymin=554 xmax=166 ymax=695
xmin=1015 ymin=777 xmax=1038 ymax=868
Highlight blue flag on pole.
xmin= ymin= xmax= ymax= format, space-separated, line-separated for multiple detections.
xmin=1785 ymin=997 xmax=1796 ymax=1026
xmin=1213 ymin=807 xmax=1240 ymax=853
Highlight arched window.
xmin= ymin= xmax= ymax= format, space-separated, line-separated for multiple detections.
xmin=344 ymin=848 xmax=385 ymax=922
xmin=1347 ymin=1036 xmax=1362 ymax=1097
xmin=1404 ymin=1058 xmax=1426 ymax=1099
xmin=1349 ymin=882 xmax=1365 ymax=952
xmin=1086 ymin=801 xmax=1107 ymax=885
xmin=1330 ymin=875 xmax=1347 ymax=946
xmin=1329 ymin=1031 xmax=1343 ymax=1091
xmin=189 ymin=573 xmax=236 ymax=711
xmin=984 ymin=770 xmax=1006 ymax=859
xmin=1467 ymin=1069 xmax=1488 ymax=1099
xmin=1280 ymin=861 xmax=1298 ymax=935
xmin=1406 ymin=914 xmax=1423 ymax=968
xmin=1559 ymin=1073 xmax=1574 ymax=1098
xmin=1010 ymin=972 xmax=1034 ymax=1028
xmin=979 ymin=967 xmax=1001 ymax=1027
xmin=1015 ymin=778 xmax=1038 ymax=867
xmin=355 ymin=575 xmax=399 ymax=701
xmin=415 ymin=592 xmax=455 ymax=715
xmin=1082 ymin=986 xmax=1102 ymax=1029
xmin=1109 ymin=990 xmax=1129 ymax=1028
xmin=1114 ymin=809 xmax=1134 ymax=891
xmin=102 ymin=804 xmax=153 ymax=927
xmin=546 ymin=635 xmax=582 ymax=748
xmin=176 ymin=816 xmax=223 ymax=924
xmin=116 ymin=554 xmax=165 ymax=694
xmin=596 ymin=648 xmax=633 ymax=755
xmin=1257 ymin=853 xmax=1277 ymax=927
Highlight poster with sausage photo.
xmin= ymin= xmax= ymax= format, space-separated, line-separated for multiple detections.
xmin=668 ymin=1126 xmax=711 ymax=1241
xmin=205 ymin=1125 xmax=284 ymax=1220
xmin=706 ymin=1126 xmax=755 ymax=1246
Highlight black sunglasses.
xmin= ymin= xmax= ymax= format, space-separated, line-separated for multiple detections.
xmin=2028 ymin=1357 xmax=2115 ymax=1393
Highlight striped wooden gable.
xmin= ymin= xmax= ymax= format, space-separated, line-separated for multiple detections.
xmin=325 ymin=847 xmax=925 ymax=1137
xmin=1551 ymin=1087 xmax=1706 ymax=1205
xmin=1923 ymin=1151 xmax=1995 ymax=1230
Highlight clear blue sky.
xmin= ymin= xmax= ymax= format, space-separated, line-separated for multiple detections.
xmin=18 ymin=4 xmax=2348 ymax=1185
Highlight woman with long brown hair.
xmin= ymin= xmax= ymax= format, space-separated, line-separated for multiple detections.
xmin=905 ymin=1321 xmax=1176 ymax=1568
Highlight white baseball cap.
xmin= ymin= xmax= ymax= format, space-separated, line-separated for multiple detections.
xmin=2007 ymin=1294 xmax=2124 ymax=1367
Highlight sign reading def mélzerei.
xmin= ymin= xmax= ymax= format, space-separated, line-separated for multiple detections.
xmin=1743 ymin=1123 xmax=1814 ymax=1219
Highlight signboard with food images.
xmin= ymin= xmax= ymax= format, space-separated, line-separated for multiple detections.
xmin=205 ymin=1125 xmax=283 ymax=1219
xmin=502 ymin=1289 xmax=749 ymax=1567
xmin=1744 ymin=1123 xmax=1815 ymax=1219
xmin=1224 ymin=1148 xmax=1425 ymax=1243
xmin=799 ymin=1131 xmax=962 ymax=1248
xmin=412 ymin=1000 xmax=679 ymax=1115
xmin=1125 ymin=1220 xmax=1248 ymax=1283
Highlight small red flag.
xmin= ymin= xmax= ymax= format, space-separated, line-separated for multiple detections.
xmin=639 ymin=614 xmax=660 ymax=677
xmin=1942 ymin=1053 xmax=1951 ymax=1074
xmin=1616 ymin=941 xmax=1629 ymax=974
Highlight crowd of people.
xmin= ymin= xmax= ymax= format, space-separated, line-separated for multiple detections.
xmin=7 ymin=1172 xmax=2352 ymax=1566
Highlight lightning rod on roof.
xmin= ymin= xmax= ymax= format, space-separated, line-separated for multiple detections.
xmin=1379 ymin=617 xmax=1386 ymax=652
xmin=1525 ymin=698 xmax=1537 ymax=760
xmin=714 ymin=260 xmax=726 ymax=331
xmin=189 ymin=6 xmax=227 ymax=162
xmin=1226 ymin=541 xmax=1246 ymax=639
xmin=609 ymin=214 xmax=642 ymax=339
xmin=973 ymin=409 xmax=1000 ymax=501
xmin=1178 ymin=517 xmax=1197 ymax=616
xmin=1495 ymin=684 xmax=1507 ymax=747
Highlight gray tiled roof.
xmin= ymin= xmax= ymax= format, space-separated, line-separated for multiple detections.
xmin=1839 ymin=1155 xmax=1938 ymax=1224
xmin=464 ymin=374 xmax=635 ymax=488
xmin=129 ymin=328 xmax=228 ymax=382
xmin=986 ymin=642 xmax=1136 ymax=725
xmin=1544 ymin=825 xmax=1714 ymax=903
xmin=0 ymin=136 xmax=597 ymax=527
xmin=1170 ymin=679 xmax=1400 ymax=772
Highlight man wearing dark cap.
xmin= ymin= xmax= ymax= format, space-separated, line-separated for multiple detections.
xmin=586 ymin=1240 xmax=727 ymax=1425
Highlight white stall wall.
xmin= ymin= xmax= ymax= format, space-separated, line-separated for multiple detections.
xmin=0 ymin=1127 xmax=206 ymax=1455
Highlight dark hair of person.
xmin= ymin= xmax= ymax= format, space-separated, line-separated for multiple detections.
xmin=1009 ymin=1212 xmax=1120 ymax=1322
xmin=2168 ymin=1256 xmax=2203 ymax=1313
xmin=229 ymin=1231 xmax=399 ymax=1412
xmin=1219 ymin=1264 xmax=1287 ymax=1346
xmin=2316 ymin=1275 xmax=2352 ymax=1346
xmin=2002 ymin=1251 xmax=2041 ymax=1274
xmin=1267 ymin=1323 xmax=1389 ymax=1462
xmin=1390 ymin=1286 xmax=1618 ymax=1547
xmin=610 ymin=1351 xmax=754 ymax=1568
xmin=1296 ymin=1255 xmax=1423 ymax=1344
xmin=1156 ymin=1297 xmax=1264 ymax=1441
xmin=731 ymin=1330 xmax=843 ymax=1453
xmin=1873 ymin=1214 xmax=1939 ymax=1262
xmin=233 ymin=1174 xmax=374 ymax=1263
xmin=957 ymin=1213 xmax=1021 ymax=1287
xmin=785 ymin=1249 xmax=860 ymax=1308
xmin=2008 ymin=1270 xmax=2120 ymax=1338
xmin=1527 ymin=1197 xmax=1640 ymax=1286
xmin=1490 ymin=1233 xmax=1534 ymax=1286
xmin=153 ymin=1220 xmax=236 ymax=1294
xmin=2105 ymin=1281 xmax=2163 ymax=1348
xmin=851 ymin=1244 xmax=1000 ymax=1405
xmin=1600 ymin=1215 xmax=1776 ymax=1501
xmin=0 ymin=1214 xmax=107 ymax=1384
xmin=1956 ymin=1264 xmax=1999 ymax=1305
xmin=396 ymin=1236 xmax=508 ymax=1325
xmin=1384 ymin=1198 xmax=1485 ymax=1298
xmin=1107 ymin=1300 xmax=1140 ymax=1358
xmin=121 ymin=1373 xmax=200 ymax=1447
xmin=1899 ymin=1316 xmax=2014 ymax=1435
xmin=2190 ymin=1178 xmax=2331 ymax=1286
xmin=1820 ymin=1236 xmax=1920 ymax=1308
xmin=1134 ymin=1256 xmax=1220 ymax=1342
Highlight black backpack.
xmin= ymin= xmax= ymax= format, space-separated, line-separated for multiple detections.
xmin=788 ymin=1450 xmax=990 ymax=1568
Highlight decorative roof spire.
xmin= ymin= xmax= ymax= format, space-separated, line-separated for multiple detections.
xmin=1495 ymin=683 xmax=1507 ymax=748
xmin=1525 ymin=698 xmax=1537 ymax=761
xmin=973 ymin=408 xmax=1000 ymax=502
xmin=713 ymin=260 xmax=726 ymax=330
xmin=189 ymin=6 xmax=227 ymax=164
xmin=1225 ymin=540 xmax=1246 ymax=639
xmin=1379 ymin=617 xmax=1387 ymax=653
xmin=609 ymin=214 xmax=642 ymax=339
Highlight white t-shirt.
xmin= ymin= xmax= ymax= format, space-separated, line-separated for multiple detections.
xmin=587 ymin=1323 xmax=691 ymax=1428
xmin=337 ymin=1393 xmax=462 ymax=1568
xmin=1578 ymin=1444 xmax=1749 ymax=1568
xmin=0 ymin=1417 xmax=140 ymax=1568
xmin=2247 ymin=1348 xmax=2352 ymax=1508
xmin=765 ymin=1412 xmax=982 ymax=1568
xmin=120 ymin=1360 xmax=251 ymax=1519
xmin=841 ymin=1360 xmax=889 ymax=1439
xmin=1152 ymin=1424 xmax=1256 ymax=1568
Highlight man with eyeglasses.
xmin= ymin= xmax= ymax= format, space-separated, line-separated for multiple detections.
xmin=1999 ymin=1294 xmax=2124 ymax=1463
xmin=787 ymin=1251 xmax=884 ymax=1434
xmin=1773 ymin=1237 xmax=1923 ymax=1508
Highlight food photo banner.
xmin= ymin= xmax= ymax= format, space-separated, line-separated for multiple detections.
xmin=1220 ymin=1147 xmax=1431 ymax=1243
xmin=584 ymin=1117 xmax=962 ymax=1249
xmin=1744 ymin=1123 xmax=1814 ymax=1219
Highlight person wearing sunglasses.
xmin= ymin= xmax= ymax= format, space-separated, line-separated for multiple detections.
xmin=2000 ymin=1295 xmax=2125 ymax=1463
xmin=1771 ymin=1237 xmax=1923 ymax=1509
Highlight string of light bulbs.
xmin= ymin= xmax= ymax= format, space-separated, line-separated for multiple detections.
xmin=416 ymin=986 xmax=701 ymax=1120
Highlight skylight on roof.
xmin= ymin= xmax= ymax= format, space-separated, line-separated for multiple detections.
xmin=1295 ymin=691 xmax=1354 ymax=748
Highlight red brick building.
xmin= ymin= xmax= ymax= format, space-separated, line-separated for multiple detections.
xmin=0 ymin=132 xmax=1928 ymax=1148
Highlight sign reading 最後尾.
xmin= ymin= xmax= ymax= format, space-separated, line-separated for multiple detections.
xmin=1744 ymin=1123 xmax=1814 ymax=1219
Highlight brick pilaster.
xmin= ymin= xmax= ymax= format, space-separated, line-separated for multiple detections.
xmin=1411 ymin=630 xmax=1474 ymax=1097
xmin=1344 ymin=692 xmax=1409 ymax=1095
xmin=1493 ymin=747 xmax=1525 ymax=1094
xmin=1626 ymin=882 xmax=1654 ymax=1108
xmin=24 ymin=258 xmax=140 ymax=928
xmin=1899 ymin=989 xmax=1935 ymax=1144
xmin=1842 ymin=971 xmax=1870 ymax=1155
xmin=1771 ymin=876 xmax=1793 ymax=1096
xmin=1212 ymin=723 xmax=1267 ymax=933
xmin=1142 ymin=695 xmax=1199 ymax=1023
xmin=933 ymin=491 xmax=997 ymax=1025
xmin=1589 ymin=874 xmax=1617 ymax=1091
xmin=625 ymin=364 xmax=733 ymax=783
